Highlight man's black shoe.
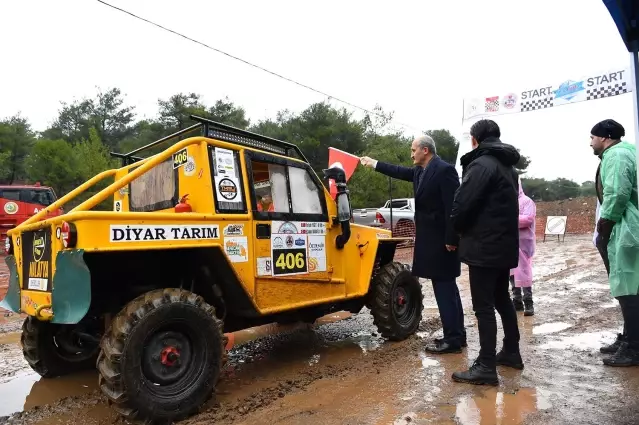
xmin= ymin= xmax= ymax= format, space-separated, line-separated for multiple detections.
xmin=434 ymin=337 xmax=467 ymax=348
xmin=452 ymin=360 xmax=498 ymax=386
xmin=496 ymin=349 xmax=524 ymax=370
xmin=601 ymin=333 xmax=625 ymax=354
xmin=425 ymin=341 xmax=462 ymax=354
xmin=603 ymin=342 xmax=639 ymax=367
xmin=523 ymin=300 xmax=534 ymax=316
xmin=512 ymin=298 xmax=524 ymax=311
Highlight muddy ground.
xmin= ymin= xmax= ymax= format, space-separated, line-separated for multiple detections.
xmin=1 ymin=234 xmax=638 ymax=425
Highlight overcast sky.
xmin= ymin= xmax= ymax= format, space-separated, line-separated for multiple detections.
xmin=0 ymin=0 xmax=634 ymax=183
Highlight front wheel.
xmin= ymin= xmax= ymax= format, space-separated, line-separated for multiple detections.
xmin=369 ymin=262 xmax=423 ymax=341
xmin=97 ymin=288 xmax=225 ymax=423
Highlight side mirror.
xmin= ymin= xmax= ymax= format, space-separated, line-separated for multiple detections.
xmin=322 ymin=166 xmax=346 ymax=184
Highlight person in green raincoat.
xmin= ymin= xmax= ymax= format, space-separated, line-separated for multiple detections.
xmin=589 ymin=119 xmax=639 ymax=367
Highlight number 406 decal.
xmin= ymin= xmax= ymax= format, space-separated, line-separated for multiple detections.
xmin=273 ymin=248 xmax=307 ymax=275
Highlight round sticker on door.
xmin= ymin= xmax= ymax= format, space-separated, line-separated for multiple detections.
xmin=218 ymin=178 xmax=238 ymax=200
xmin=184 ymin=156 xmax=196 ymax=176
xmin=4 ymin=202 xmax=18 ymax=215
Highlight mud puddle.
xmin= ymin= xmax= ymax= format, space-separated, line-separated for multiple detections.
xmin=454 ymin=387 xmax=552 ymax=425
xmin=0 ymin=371 xmax=97 ymax=417
xmin=532 ymin=322 xmax=572 ymax=335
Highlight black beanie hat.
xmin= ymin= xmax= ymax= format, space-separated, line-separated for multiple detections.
xmin=591 ymin=119 xmax=625 ymax=139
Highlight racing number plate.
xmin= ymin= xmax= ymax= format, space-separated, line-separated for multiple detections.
xmin=272 ymin=248 xmax=307 ymax=275
xmin=173 ymin=148 xmax=188 ymax=169
xmin=21 ymin=229 xmax=52 ymax=291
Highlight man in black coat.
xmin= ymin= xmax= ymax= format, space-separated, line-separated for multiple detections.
xmin=360 ymin=135 xmax=465 ymax=353
xmin=450 ymin=119 xmax=523 ymax=386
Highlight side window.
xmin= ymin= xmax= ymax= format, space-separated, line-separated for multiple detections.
xmin=0 ymin=190 xmax=21 ymax=201
xmin=212 ymin=147 xmax=246 ymax=212
xmin=289 ymin=166 xmax=322 ymax=214
xmin=250 ymin=160 xmax=290 ymax=213
xmin=390 ymin=200 xmax=408 ymax=209
xmin=129 ymin=158 xmax=178 ymax=212
xmin=45 ymin=189 xmax=57 ymax=205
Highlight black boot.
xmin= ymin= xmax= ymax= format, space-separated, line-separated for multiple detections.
xmin=513 ymin=298 xmax=524 ymax=311
xmin=600 ymin=333 xmax=625 ymax=354
xmin=524 ymin=299 xmax=534 ymax=316
xmin=512 ymin=287 xmax=523 ymax=311
xmin=603 ymin=342 xmax=639 ymax=367
xmin=452 ymin=360 xmax=498 ymax=386
xmin=496 ymin=349 xmax=524 ymax=370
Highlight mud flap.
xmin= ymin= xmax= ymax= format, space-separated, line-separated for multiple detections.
xmin=0 ymin=255 xmax=21 ymax=313
xmin=51 ymin=249 xmax=91 ymax=324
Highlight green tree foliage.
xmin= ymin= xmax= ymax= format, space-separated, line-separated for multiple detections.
xmin=251 ymin=102 xmax=365 ymax=175
xmin=0 ymin=115 xmax=36 ymax=184
xmin=42 ymin=87 xmax=135 ymax=148
xmin=24 ymin=128 xmax=116 ymax=210
xmin=6 ymin=89 xmax=576 ymax=211
xmin=521 ymin=177 xmax=582 ymax=202
xmin=25 ymin=139 xmax=77 ymax=195
xmin=580 ymin=180 xmax=596 ymax=197
xmin=425 ymin=129 xmax=459 ymax=165
xmin=348 ymin=133 xmax=414 ymax=208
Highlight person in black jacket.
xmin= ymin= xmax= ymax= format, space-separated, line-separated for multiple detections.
xmin=360 ymin=135 xmax=466 ymax=353
xmin=450 ymin=119 xmax=523 ymax=385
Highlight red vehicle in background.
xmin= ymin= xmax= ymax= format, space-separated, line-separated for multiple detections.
xmin=0 ymin=183 xmax=63 ymax=248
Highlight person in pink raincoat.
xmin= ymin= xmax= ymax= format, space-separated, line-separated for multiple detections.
xmin=510 ymin=176 xmax=536 ymax=316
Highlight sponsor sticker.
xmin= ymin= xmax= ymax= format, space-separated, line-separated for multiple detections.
xmin=110 ymin=224 xmax=220 ymax=242
xmin=224 ymin=236 xmax=248 ymax=262
xmin=223 ymin=224 xmax=244 ymax=236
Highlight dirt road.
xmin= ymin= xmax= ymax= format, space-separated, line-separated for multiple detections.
xmin=1 ymin=235 xmax=638 ymax=425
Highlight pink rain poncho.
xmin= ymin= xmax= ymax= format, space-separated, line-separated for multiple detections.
xmin=510 ymin=178 xmax=536 ymax=287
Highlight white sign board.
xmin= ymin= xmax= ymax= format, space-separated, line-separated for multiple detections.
xmin=545 ymin=216 xmax=567 ymax=235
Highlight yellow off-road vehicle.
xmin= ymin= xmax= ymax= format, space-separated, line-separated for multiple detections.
xmin=0 ymin=116 xmax=423 ymax=423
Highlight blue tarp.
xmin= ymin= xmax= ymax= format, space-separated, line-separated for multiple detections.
xmin=602 ymin=0 xmax=638 ymax=52
xmin=602 ymin=0 xmax=639 ymax=194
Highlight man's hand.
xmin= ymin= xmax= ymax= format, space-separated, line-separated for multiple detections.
xmin=445 ymin=245 xmax=457 ymax=252
xmin=360 ymin=156 xmax=377 ymax=168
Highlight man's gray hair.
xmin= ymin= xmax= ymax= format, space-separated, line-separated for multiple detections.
xmin=416 ymin=135 xmax=436 ymax=155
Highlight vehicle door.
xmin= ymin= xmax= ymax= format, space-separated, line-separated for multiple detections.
xmin=244 ymin=151 xmax=331 ymax=283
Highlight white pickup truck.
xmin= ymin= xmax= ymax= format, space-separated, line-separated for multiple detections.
xmin=374 ymin=198 xmax=416 ymax=237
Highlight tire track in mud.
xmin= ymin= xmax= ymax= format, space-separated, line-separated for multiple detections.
xmin=180 ymin=317 xmax=442 ymax=425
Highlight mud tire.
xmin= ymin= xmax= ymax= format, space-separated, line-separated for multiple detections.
xmin=21 ymin=316 xmax=99 ymax=378
xmin=97 ymin=288 xmax=226 ymax=423
xmin=369 ymin=261 xmax=423 ymax=341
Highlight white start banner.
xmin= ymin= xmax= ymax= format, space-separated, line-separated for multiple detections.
xmin=462 ymin=67 xmax=634 ymax=123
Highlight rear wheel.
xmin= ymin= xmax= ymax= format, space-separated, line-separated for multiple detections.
xmin=97 ymin=288 xmax=225 ymax=423
xmin=369 ymin=262 xmax=423 ymax=341
xmin=21 ymin=316 xmax=100 ymax=378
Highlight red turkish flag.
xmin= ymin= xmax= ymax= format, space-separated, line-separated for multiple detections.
xmin=327 ymin=147 xmax=359 ymax=199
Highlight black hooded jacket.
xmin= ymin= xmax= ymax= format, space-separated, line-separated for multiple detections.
xmin=451 ymin=137 xmax=521 ymax=269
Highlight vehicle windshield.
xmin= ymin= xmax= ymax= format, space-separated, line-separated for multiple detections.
xmin=0 ymin=188 xmax=56 ymax=206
